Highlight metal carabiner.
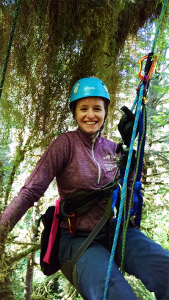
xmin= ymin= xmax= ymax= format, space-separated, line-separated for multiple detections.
xmin=68 ymin=213 xmax=76 ymax=235
xmin=138 ymin=54 xmax=157 ymax=81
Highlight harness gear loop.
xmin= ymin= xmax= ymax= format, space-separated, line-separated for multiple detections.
xmin=68 ymin=213 xmax=76 ymax=235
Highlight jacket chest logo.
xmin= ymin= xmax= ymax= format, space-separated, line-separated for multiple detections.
xmin=103 ymin=155 xmax=116 ymax=171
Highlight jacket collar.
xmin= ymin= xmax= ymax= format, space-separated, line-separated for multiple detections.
xmin=76 ymin=127 xmax=102 ymax=148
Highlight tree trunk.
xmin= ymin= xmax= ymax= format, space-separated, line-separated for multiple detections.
xmin=23 ymin=203 xmax=40 ymax=300
xmin=24 ymin=252 xmax=35 ymax=300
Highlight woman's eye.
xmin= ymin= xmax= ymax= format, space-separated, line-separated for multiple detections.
xmin=80 ymin=107 xmax=102 ymax=112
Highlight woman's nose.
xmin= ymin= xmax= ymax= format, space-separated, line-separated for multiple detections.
xmin=87 ymin=109 xmax=94 ymax=118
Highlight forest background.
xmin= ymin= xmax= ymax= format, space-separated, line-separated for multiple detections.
xmin=0 ymin=0 xmax=169 ymax=300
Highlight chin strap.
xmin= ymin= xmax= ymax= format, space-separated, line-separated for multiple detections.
xmin=99 ymin=121 xmax=105 ymax=133
xmin=92 ymin=120 xmax=105 ymax=141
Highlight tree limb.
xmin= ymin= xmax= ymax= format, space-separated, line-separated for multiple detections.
xmin=8 ymin=244 xmax=41 ymax=265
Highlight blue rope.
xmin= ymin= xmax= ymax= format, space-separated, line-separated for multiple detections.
xmin=103 ymin=1 xmax=168 ymax=298
xmin=103 ymin=83 xmax=144 ymax=300
xmin=131 ymin=94 xmax=139 ymax=112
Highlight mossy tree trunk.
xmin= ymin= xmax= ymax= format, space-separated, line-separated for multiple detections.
xmin=24 ymin=204 xmax=40 ymax=300
xmin=24 ymin=252 xmax=35 ymax=300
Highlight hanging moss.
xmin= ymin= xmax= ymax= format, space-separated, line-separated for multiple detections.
xmin=0 ymin=0 xmax=165 ymax=181
xmin=0 ymin=1 xmax=163 ymax=131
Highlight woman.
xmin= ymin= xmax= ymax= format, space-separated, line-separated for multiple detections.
xmin=0 ymin=78 xmax=169 ymax=300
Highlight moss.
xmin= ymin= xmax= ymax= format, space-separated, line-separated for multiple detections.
xmin=0 ymin=1 xmax=163 ymax=119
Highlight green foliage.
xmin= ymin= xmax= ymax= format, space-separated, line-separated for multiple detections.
xmin=11 ymin=260 xmax=26 ymax=300
xmin=0 ymin=0 xmax=163 ymax=134
xmin=31 ymin=271 xmax=82 ymax=300
xmin=125 ymin=274 xmax=156 ymax=300
xmin=0 ymin=0 xmax=169 ymax=299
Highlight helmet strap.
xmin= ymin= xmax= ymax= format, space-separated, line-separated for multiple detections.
xmin=92 ymin=120 xmax=105 ymax=142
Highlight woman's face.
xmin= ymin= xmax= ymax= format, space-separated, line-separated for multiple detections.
xmin=75 ymin=97 xmax=105 ymax=138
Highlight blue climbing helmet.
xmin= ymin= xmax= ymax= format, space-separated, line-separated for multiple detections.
xmin=70 ymin=77 xmax=110 ymax=105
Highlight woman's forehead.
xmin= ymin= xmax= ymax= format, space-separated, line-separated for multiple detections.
xmin=76 ymin=97 xmax=104 ymax=106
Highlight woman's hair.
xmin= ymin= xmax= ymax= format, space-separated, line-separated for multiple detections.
xmin=70 ymin=98 xmax=109 ymax=120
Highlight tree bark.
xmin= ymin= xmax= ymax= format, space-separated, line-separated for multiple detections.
xmin=23 ymin=203 xmax=40 ymax=300
xmin=24 ymin=252 xmax=35 ymax=300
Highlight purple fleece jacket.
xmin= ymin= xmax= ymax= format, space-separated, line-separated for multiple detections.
xmin=0 ymin=128 xmax=133 ymax=232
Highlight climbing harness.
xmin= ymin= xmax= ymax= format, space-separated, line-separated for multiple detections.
xmin=0 ymin=0 xmax=22 ymax=100
xmin=103 ymin=0 xmax=168 ymax=299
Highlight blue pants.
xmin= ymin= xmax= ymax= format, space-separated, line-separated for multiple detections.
xmin=58 ymin=220 xmax=169 ymax=300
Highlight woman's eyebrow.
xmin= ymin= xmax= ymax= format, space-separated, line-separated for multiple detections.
xmin=78 ymin=104 xmax=102 ymax=108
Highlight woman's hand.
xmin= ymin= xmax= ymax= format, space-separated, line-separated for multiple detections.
xmin=116 ymin=148 xmax=136 ymax=174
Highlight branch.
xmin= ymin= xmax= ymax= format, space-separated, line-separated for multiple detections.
xmin=146 ymin=171 xmax=168 ymax=177
xmin=147 ymin=148 xmax=169 ymax=166
xmin=144 ymin=181 xmax=165 ymax=185
xmin=8 ymin=244 xmax=40 ymax=265
xmin=4 ymin=132 xmax=27 ymax=205
xmin=162 ymin=63 xmax=169 ymax=72
xmin=150 ymin=137 xmax=169 ymax=145
xmin=140 ymin=224 xmax=157 ymax=231
xmin=9 ymin=241 xmax=40 ymax=246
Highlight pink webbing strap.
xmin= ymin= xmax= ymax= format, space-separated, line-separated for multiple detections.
xmin=43 ymin=197 xmax=60 ymax=264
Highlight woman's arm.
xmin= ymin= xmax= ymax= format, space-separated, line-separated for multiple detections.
xmin=0 ymin=134 xmax=70 ymax=231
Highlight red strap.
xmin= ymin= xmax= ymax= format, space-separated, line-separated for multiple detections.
xmin=43 ymin=197 xmax=60 ymax=264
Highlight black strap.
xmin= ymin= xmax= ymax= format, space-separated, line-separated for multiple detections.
xmin=61 ymin=181 xmax=118 ymax=218
xmin=66 ymin=192 xmax=113 ymax=280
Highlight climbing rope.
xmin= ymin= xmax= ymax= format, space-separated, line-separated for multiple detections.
xmin=103 ymin=83 xmax=144 ymax=300
xmin=103 ymin=0 xmax=168 ymax=299
xmin=120 ymin=0 xmax=168 ymax=275
xmin=120 ymin=104 xmax=146 ymax=273
xmin=0 ymin=0 xmax=22 ymax=100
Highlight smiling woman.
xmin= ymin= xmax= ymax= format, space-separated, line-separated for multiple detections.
xmin=75 ymin=97 xmax=105 ymax=138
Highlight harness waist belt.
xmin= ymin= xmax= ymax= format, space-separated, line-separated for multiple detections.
xmin=60 ymin=181 xmax=119 ymax=218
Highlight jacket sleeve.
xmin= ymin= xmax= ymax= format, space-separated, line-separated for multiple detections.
xmin=0 ymin=134 xmax=70 ymax=230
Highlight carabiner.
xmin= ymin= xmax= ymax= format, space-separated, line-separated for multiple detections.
xmin=138 ymin=54 xmax=157 ymax=81
xmin=68 ymin=213 xmax=76 ymax=235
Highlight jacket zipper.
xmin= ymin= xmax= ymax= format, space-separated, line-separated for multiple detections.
xmin=92 ymin=139 xmax=101 ymax=184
